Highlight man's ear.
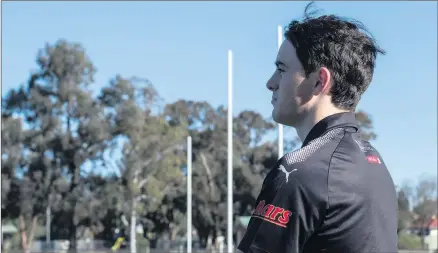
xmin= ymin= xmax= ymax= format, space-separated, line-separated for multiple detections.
xmin=317 ymin=67 xmax=332 ymax=94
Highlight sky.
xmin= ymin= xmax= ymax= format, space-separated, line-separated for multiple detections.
xmin=2 ymin=1 xmax=437 ymax=186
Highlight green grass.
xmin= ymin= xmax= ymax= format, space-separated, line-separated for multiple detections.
xmin=398 ymin=232 xmax=422 ymax=250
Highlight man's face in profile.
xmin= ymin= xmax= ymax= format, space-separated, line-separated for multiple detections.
xmin=267 ymin=40 xmax=316 ymax=127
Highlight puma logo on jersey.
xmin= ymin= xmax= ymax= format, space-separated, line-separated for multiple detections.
xmin=278 ymin=164 xmax=297 ymax=183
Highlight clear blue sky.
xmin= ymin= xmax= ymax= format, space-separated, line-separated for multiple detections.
xmin=2 ymin=1 xmax=437 ymax=186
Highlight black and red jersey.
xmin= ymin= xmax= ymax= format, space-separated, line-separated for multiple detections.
xmin=237 ymin=112 xmax=398 ymax=253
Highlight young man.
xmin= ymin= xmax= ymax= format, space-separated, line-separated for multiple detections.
xmin=237 ymin=3 xmax=398 ymax=253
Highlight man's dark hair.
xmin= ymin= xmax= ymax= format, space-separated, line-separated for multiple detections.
xmin=284 ymin=2 xmax=385 ymax=110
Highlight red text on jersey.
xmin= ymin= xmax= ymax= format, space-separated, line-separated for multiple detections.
xmin=251 ymin=200 xmax=292 ymax=228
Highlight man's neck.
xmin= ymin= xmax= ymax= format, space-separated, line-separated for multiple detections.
xmin=295 ymin=107 xmax=349 ymax=143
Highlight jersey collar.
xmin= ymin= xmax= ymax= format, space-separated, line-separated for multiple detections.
xmin=301 ymin=112 xmax=358 ymax=147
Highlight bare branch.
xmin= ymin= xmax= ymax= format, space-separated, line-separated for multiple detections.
xmin=135 ymin=194 xmax=148 ymax=201
xmin=138 ymin=178 xmax=148 ymax=189
xmin=200 ymin=152 xmax=216 ymax=197
xmin=143 ymin=143 xmax=183 ymax=168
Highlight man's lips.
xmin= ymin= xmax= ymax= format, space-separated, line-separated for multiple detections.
xmin=271 ymin=98 xmax=277 ymax=105
xmin=271 ymin=94 xmax=278 ymax=105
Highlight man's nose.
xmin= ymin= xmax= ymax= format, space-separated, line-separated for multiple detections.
xmin=266 ymin=73 xmax=279 ymax=91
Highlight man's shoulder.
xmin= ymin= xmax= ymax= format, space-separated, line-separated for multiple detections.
xmin=331 ymin=130 xmax=387 ymax=169
xmin=282 ymin=128 xmax=347 ymax=176
xmin=323 ymin=132 xmax=398 ymax=253
xmin=327 ymin=130 xmax=395 ymax=196
xmin=278 ymin=128 xmax=388 ymax=190
xmin=276 ymin=134 xmax=342 ymax=198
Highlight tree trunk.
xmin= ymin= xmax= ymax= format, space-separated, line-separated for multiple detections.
xmin=198 ymin=228 xmax=210 ymax=249
xmin=68 ymin=213 xmax=77 ymax=253
xmin=420 ymin=228 xmax=425 ymax=250
xmin=46 ymin=205 xmax=51 ymax=243
xmin=27 ymin=217 xmax=38 ymax=252
xmin=171 ymin=225 xmax=179 ymax=241
xmin=19 ymin=215 xmax=38 ymax=253
xmin=19 ymin=215 xmax=29 ymax=253
xmin=68 ymin=164 xmax=80 ymax=253
xmin=130 ymin=199 xmax=137 ymax=253
xmin=420 ymin=218 xmax=426 ymax=250
xmin=149 ymin=237 xmax=158 ymax=249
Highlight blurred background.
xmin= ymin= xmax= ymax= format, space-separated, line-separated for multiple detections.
xmin=1 ymin=1 xmax=437 ymax=253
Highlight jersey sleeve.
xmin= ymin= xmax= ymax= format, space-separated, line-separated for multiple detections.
xmin=237 ymin=163 xmax=328 ymax=253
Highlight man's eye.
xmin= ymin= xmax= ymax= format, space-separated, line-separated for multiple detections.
xmin=277 ymin=68 xmax=285 ymax=73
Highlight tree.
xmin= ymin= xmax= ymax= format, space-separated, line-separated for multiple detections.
xmin=0 ymin=115 xmax=42 ymax=253
xmin=412 ymin=178 xmax=437 ymax=249
xmin=355 ymin=110 xmax=377 ymax=141
xmin=232 ymin=111 xmax=277 ymax=217
xmin=164 ymin=100 xmax=276 ymax=247
xmin=2 ymin=81 xmax=61 ymax=253
xmin=92 ymin=175 xmax=125 ymax=244
xmin=3 ymin=39 xmax=114 ymax=252
xmin=1 ymin=115 xmax=23 ymax=216
xmin=397 ymin=187 xmax=412 ymax=234
xmin=100 ymin=76 xmax=186 ymax=253
xmin=164 ymin=100 xmax=223 ymax=247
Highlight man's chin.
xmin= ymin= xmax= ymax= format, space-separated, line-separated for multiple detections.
xmin=272 ymin=109 xmax=284 ymax=124
xmin=272 ymin=109 xmax=295 ymax=126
